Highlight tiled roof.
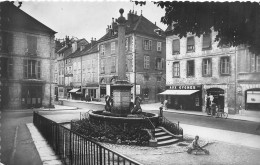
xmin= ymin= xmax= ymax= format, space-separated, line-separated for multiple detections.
xmin=1 ymin=1 xmax=56 ymax=34
xmin=98 ymin=13 xmax=165 ymax=42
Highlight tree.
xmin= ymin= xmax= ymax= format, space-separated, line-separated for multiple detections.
xmin=134 ymin=1 xmax=260 ymax=54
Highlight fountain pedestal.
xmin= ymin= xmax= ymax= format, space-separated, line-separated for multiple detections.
xmin=111 ymin=80 xmax=132 ymax=115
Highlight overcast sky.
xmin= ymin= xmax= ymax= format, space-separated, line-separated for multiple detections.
xmin=19 ymin=0 xmax=168 ymax=41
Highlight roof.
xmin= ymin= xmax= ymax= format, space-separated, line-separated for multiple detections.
xmin=1 ymin=1 xmax=56 ymax=34
xmin=98 ymin=13 xmax=165 ymax=42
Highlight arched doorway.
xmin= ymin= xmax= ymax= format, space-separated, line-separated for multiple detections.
xmin=245 ymin=88 xmax=260 ymax=111
xmin=206 ymin=88 xmax=225 ymax=109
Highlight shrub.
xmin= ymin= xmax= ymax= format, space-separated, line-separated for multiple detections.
xmin=72 ymin=118 xmax=151 ymax=146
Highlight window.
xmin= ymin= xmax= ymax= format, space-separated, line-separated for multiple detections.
xmin=187 ymin=36 xmax=195 ymax=52
xmin=157 ymin=76 xmax=161 ymax=82
xmin=100 ymin=44 xmax=105 ymax=55
xmin=155 ymin=58 xmax=164 ymax=70
xmin=143 ymin=39 xmax=152 ymax=50
xmin=27 ymin=36 xmax=37 ymax=55
xmin=0 ymin=32 xmax=13 ymax=52
xmin=0 ymin=57 xmax=13 ymax=78
xmin=172 ymin=39 xmax=180 ymax=55
xmin=24 ymin=59 xmax=41 ymax=79
xmin=249 ymin=54 xmax=260 ymax=72
xmin=144 ymin=55 xmax=150 ymax=69
xmin=220 ymin=57 xmax=230 ymax=75
xmin=157 ymin=42 xmax=162 ymax=51
xmin=173 ymin=62 xmax=180 ymax=77
xmin=101 ymin=59 xmax=105 ymax=74
xmin=111 ymin=42 xmax=115 ymax=54
xmin=202 ymin=33 xmax=212 ymax=50
xmin=187 ymin=60 xmax=195 ymax=77
xmin=111 ymin=57 xmax=116 ymax=73
xmin=125 ymin=38 xmax=129 ymax=51
xmin=202 ymin=58 xmax=212 ymax=76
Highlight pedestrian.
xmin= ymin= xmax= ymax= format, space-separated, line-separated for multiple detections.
xmin=159 ymin=106 xmax=163 ymax=117
xmin=187 ymin=135 xmax=209 ymax=155
xmin=163 ymin=99 xmax=168 ymax=110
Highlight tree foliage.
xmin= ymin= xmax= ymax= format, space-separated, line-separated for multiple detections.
xmin=134 ymin=1 xmax=260 ymax=54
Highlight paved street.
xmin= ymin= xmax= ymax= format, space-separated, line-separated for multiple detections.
xmin=1 ymin=101 xmax=260 ymax=165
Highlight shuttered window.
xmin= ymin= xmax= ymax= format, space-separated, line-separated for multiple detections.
xmin=202 ymin=58 xmax=212 ymax=76
xmin=172 ymin=39 xmax=180 ymax=55
xmin=187 ymin=60 xmax=195 ymax=77
xmin=0 ymin=32 xmax=13 ymax=52
xmin=24 ymin=59 xmax=41 ymax=79
xmin=27 ymin=36 xmax=37 ymax=55
xmin=187 ymin=36 xmax=195 ymax=52
xmin=202 ymin=34 xmax=212 ymax=50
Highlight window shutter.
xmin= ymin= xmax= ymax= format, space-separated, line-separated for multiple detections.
xmin=8 ymin=58 xmax=13 ymax=78
xmin=24 ymin=59 xmax=28 ymax=78
xmin=172 ymin=39 xmax=180 ymax=54
xmin=202 ymin=34 xmax=211 ymax=49
xmin=37 ymin=61 xmax=41 ymax=78
xmin=187 ymin=37 xmax=194 ymax=46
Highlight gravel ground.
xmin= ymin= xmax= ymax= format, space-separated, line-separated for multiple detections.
xmin=102 ymin=135 xmax=260 ymax=165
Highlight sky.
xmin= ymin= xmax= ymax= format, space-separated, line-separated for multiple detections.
xmin=18 ymin=0 xmax=168 ymax=41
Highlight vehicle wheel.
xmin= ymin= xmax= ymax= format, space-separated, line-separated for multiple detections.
xmin=223 ymin=112 xmax=228 ymax=119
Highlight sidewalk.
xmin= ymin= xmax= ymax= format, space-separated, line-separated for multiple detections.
xmin=58 ymin=99 xmax=260 ymax=123
xmin=141 ymin=103 xmax=260 ymax=123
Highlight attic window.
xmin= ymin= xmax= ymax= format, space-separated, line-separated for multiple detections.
xmin=80 ymin=45 xmax=84 ymax=51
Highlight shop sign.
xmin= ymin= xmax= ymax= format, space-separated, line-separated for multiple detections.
xmin=167 ymin=85 xmax=202 ymax=90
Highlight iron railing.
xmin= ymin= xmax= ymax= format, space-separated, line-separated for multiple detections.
xmin=159 ymin=116 xmax=183 ymax=140
xmin=143 ymin=117 xmax=155 ymax=140
xmin=33 ymin=112 xmax=142 ymax=165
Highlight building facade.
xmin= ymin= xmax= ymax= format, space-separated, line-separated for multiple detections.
xmin=237 ymin=47 xmax=260 ymax=111
xmin=165 ymin=26 xmax=260 ymax=113
xmin=0 ymin=2 xmax=56 ymax=109
xmin=165 ymin=29 xmax=237 ymax=113
xmin=98 ymin=11 xmax=166 ymax=103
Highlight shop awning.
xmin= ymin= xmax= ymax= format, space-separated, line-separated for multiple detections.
xmin=159 ymin=90 xmax=199 ymax=95
xmin=69 ymin=88 xmax=80 ymax=93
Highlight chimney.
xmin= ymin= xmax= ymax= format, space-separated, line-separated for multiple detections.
xmin=18 ymin=1 xmax=22 ymax=8
xmin=155 ymin=22 xmax=156 ymax=26
xmin=106 ymin=25 xmax=110 ymax=33
xmin=65 ymin=36 xmax=70 ymax=46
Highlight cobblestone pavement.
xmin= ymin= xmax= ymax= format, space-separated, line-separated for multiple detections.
xmin=102 ymin=135 xmax=260 ymax=165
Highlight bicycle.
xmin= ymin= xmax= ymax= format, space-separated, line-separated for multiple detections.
xmin=216 ymin=108 xmax=228 ymax=119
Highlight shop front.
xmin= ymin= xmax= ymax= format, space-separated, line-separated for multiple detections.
xmin=159 ymin=85 xmax=202 ymax=111
xmin=245 ymin=89 xmax=260 ymax=111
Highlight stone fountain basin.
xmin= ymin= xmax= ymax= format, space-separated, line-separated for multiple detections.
xmin=89 ymin=110 xmax=159 ymax=126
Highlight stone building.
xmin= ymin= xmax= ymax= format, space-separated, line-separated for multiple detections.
xmin=0 ymin=2 xmax=56 ymax=109
xmin=98 ymin=10 xmax=166 ymax=103
xmin=164 ymin=28 xmax=237 ymax=113
xmin=237 ymin=47 xmax=260 ymax=111
xmin=165 ymin=25 xmax=260 ymax=113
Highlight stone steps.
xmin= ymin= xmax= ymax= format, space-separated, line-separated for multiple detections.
xmin=154 ymin=128 xmax=180 ymax=146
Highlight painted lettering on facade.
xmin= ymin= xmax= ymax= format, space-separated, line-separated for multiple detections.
xmin=167 ymin=85 xmax=202 ymax=90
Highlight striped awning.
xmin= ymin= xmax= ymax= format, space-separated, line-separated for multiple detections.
xmin=69 ymin=88 xmax=80 ymax=93
xmin=159 ymin=90 xmax=199 ymax=95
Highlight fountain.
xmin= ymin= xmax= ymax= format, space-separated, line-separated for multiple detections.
xmin=88 ymin=9 xmax=159 ymax=146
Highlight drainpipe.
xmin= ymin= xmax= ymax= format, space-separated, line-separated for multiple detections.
xmin=234 ymin=47 xmax=238 ymax=113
